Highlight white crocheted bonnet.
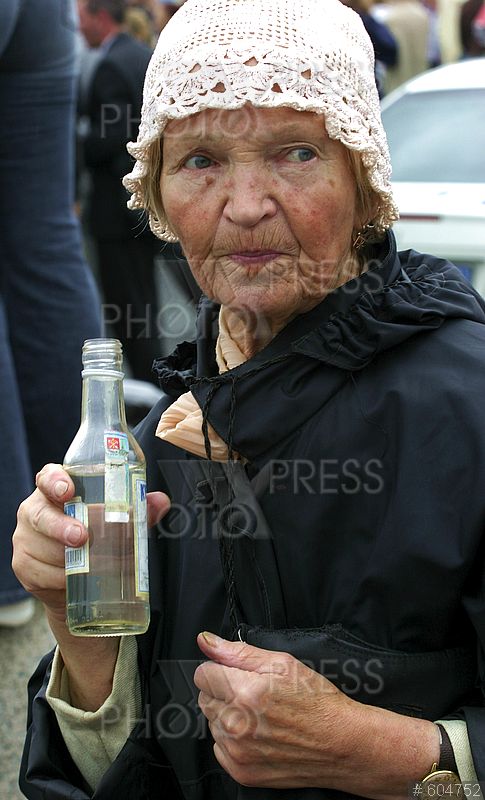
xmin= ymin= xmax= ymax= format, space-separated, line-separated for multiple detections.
xmin=123 ymin=0 xmax=399 ymax=241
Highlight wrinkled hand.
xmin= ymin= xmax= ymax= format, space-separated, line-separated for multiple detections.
xmin=12 ymin=463 xmax=170 ymax=624
xmin=194 ymin=632 xmax=356 ymax=790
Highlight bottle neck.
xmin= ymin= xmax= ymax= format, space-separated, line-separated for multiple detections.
xmin=81 ymin=373 xmax=127 ymax=430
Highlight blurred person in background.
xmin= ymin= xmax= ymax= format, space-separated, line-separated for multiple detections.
xmin=437 ymin=0 xmax=468 ymax=63
xmin=155 ymin=0 xmax=186 ymax=30
xmin=0 ymin=0 xmax=101 ymax=627
xmin=460 ymin=0 xmax=485 ymax=57
xmin=126 ymin=0 xmax=185 ymax=33
xmin=77 ymin=0 xmax=162 ymax=382
xmin=124 ymin=5 xmax=157 ymax=47
xmin=340 ymin=0 xmax=398 ymax=95
xmin=373 ymin=0 xmax=430 ymax=93
xmin=421 ymin=0 xmax=442 ymax=67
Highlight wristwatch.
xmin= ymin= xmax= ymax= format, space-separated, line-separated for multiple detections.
xmin=420 ymin=724 xmax=461 ymax=795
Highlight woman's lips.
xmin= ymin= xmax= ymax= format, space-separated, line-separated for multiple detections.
xmin=228 ymin=250 xmax=285 ymax=265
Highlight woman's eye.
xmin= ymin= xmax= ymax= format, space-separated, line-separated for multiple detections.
xmin=285 ymin=147 xmax=316 ymax=163
xmin=183 ymin=154 xmax=214 ymax=170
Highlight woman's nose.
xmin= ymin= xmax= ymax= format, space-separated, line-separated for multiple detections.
xmin=222 ymin=167 xmax=278 ymax=228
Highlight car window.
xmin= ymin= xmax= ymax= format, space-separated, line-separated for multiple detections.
xmin=381 ymin=89 xmax=485 ymax=182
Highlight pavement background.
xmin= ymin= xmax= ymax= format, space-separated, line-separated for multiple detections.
xmin=0 ymin=601 xmax=54 ymax=799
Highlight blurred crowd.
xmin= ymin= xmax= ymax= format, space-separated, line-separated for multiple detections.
xmin=121 ymin=0 xmax=485 ymax=78
xmin=341 ymin=0 xmax=485 ymax=95
xmin=112 ymin=0 xmax=485 ymax=67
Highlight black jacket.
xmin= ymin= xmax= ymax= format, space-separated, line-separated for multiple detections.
xmin=80 ymin=32 xmax=153 ymax=240
xmin=20 ymin=234 xmax=485 ymax=798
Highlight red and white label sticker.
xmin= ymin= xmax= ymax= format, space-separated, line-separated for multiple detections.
xmin=104 ymin=432 xmax=129 ymax=457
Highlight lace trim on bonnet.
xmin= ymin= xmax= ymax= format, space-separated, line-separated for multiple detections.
xmin=123 ymin=0 xmax=399 ymax=242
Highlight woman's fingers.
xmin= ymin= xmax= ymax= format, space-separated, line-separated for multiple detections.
xmin=19 ymin=560 xmax=67 ymax=597
xmin=12 ymin=464 xmax=85 ymax=610
xmin=33 ymin=464 xmax=88 ymax=546
xmin=17 ymin=488 xmax=88 ymax=548
xmin=147 ymin=491 xmax=171 ymax=527
xmin=35 ymin=463 xmax=76 ymax=507
xmin=35 ymin=465 xmax=171 ymax=533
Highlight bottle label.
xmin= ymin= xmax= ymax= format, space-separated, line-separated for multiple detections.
xmin=104 ymin=431 xmax=130 ymax=523
xmin=64 ymin=498 xmax=89 ymax=574
xmin=133 ymin=476 xmax=149 ymax=597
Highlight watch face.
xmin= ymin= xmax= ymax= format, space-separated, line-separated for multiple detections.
xmin=419 ymin=770 xmax=462 ymax=797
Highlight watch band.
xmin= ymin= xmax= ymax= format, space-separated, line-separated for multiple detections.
xmin=437 ymin=723 xmax=459 ymax=775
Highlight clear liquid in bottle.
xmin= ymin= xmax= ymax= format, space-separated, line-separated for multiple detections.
xmin=65 ymin=465 xmax=149 ymax=636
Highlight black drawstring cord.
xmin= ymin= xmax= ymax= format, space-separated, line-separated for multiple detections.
xmin=224 ymin=376 xmax=239 ymax=628
xmin=227 ymin=373 xmax=237 ymax=462
xmin=197 ymin=352 xmax=292 ymax=632
xmin=201 ymin=381 xmax=218 ymax=462
xmin=219 ymin=489 xmax=239 ymax=631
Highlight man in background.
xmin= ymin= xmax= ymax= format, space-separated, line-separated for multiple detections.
xmin=78 ymin=0 xmax=161 ymax=382
xmin=373 ymin=0 xmax=430 ymax=93
xmin=340 ymin=0 xmax=398 ymax=96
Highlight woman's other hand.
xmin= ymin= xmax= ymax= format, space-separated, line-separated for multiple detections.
xmin=195 ymin=632 xmax=440 ymax=797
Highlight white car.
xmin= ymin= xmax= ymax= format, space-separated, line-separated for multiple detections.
xmin=380 ymin=59 xmax=485 ymax=295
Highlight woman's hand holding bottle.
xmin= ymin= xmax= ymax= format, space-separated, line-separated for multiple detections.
xmin=12 ymin=463 xmax=170 ymax=710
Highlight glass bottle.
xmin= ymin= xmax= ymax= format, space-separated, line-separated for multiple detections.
xmin=63 ymin=339 xmax=150 ymax=636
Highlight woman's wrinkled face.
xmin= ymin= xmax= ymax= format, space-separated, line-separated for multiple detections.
xmin=161 ymin=106 xmax=361 ymax=331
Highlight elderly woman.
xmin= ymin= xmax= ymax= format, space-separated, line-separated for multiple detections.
xmin=13 ymin=0 xmax=485 ymax=797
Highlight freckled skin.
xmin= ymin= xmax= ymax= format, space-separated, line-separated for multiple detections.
xmin=160 ymin=106 xmax=363 ymax=355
